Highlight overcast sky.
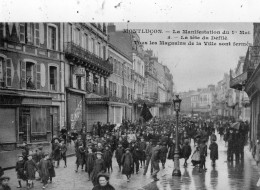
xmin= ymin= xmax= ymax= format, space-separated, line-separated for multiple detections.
xmin=115 ymin=23 xmax=253 ymax=92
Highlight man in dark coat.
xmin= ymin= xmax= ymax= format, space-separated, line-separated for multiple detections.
xmin=103 ymin=146 xmax=113 ymax=173
xmin=138 ymin=136 xmax=147 ymax=168
xmin=209 ymin=139 xmax=218 ymax=166
xmin=132 ymin=146 xmax=142 ymax=174
xmin=52 ymin=139 xmax=61 ymax=168
xmin=115 ymin=144 xmax=125 ymax=172
xmin=159 ymin=142 xmax=168 ymax=169
xmin=121 ymin=148 xmax=133 ymax=182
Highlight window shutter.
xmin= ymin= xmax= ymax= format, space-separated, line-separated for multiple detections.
xmin=81 ymin=77 xmax=85 ymax=90
xmin=36 ymin=63 xmax=41 ymax=89
xmin=20 ymin=60 xmax=26 ymax=89
xmin=72 ymin=75 xmax=76 ymax=88
xmin=19 ymin=23 xmax=25 ymax=43
xmin=34 ymin=23 xmax=40 ymax=46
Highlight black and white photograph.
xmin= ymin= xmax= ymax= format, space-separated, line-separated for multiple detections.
xmin=0 ymin=1 xmax=260 ymax=190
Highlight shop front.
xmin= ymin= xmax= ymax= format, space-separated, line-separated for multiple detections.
xmin=0 ymin=91 xmax=58 ymax=168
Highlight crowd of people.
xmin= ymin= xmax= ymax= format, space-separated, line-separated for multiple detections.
xmin=0 ymin=116 xmax=250 ymax=190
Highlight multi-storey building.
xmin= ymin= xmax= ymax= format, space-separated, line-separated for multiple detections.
xmin=144 ymin=49 xmax=159 ymax=117
xmin=108 ymin=24 xmax=147 ymax=122
xmin=63 ymin=23 xmax=113 ymax=132
xmin=108 ymin=37 xmax=133 ymax=124
xmin=0 ymin=23 xmax=65 ymax=168
xmin=230 ymin=23 xmax=260 ymax=145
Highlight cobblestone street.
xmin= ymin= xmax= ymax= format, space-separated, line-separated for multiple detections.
xmin=4 ymin=135 xmax=260 ymax=190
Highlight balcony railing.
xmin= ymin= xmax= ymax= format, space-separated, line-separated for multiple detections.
xmin=86 ymin=81 xmax=108 ymax=96
xmin=64 ymin=42 xmax=113 ymax=74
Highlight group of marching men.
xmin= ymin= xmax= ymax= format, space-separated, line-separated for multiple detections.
xmin=71 ymin=117 xmax=222 ymax=184
xmin=1 ymin=117 xmax=249 ymax=190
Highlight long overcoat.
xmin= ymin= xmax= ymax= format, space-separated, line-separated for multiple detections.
xmin=91 ymin=158 xmax=106 ymax=186
xmin=85 ymin=152 xmax=96 ymax=173
xmin=24 ymin=159 xmax=38 ymax=180
xmin=209 ymin=142 xmax=218 ymax=160
xmin=38 ymin=159 xmax=50 ymax=182
xmin=115 ymin=147 xmax=124 ymax=164
xmin=121 ymin=152 xmax=133 ymax=175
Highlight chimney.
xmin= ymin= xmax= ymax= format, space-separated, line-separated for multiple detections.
xmin=107 ymin=23 xmax=116 ymax=33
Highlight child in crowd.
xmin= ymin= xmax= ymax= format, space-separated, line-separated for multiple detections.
xmin=24 ymin=154 xmax=38 ymax=189
xmin=16 ymin=155 xmax=27 ymax=188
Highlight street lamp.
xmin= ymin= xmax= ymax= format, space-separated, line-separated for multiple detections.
xmin=172 ymin=95 xmax=182 ymax=176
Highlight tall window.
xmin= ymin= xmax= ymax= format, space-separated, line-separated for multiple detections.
xmin=96 ymin=42 xmax=100 ymax=57
xmin=26 ymin=23 xmax=33 ymax=43
xmin=74 ymin=28 xmax=80 ymax=46
xmin=103 ymin=46 xmax=106 ymax=60
xmin=92 ymin=39 xmax=95 ymax=54
xmin=84 ymin=34 xmax=88 ymax=50
xmin=67 ymin=23 xmax=72 ymax=42
xmin=26 ymin=62 xmax=35 ymax=89
xmin=76 ymin=76 xmax=81 ymax=89
xmin=0 ymin=58 xmax=3 ymax=83
xmin=19 ymin=23 xmax=25 ymax=43
xmin=34 ymin=23 xmax=40 ymax=46
xmin=48 ymin=26 xmax=57 ymax=50
xmin=89 ymin=38 xmax=94 ymax=53
xmin=49 ymin=66 xmax=57 ymax=91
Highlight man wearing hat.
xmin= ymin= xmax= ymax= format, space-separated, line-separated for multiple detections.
xmin=0 ymin=176 xmax=11 ymax=190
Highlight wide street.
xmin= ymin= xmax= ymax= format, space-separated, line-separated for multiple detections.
xmin=5 ymin=135 xmax=260 ymax=190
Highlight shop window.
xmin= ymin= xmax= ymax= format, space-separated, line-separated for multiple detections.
xmin=48 ymin=25 xmax=57 ymax=50
xmin=49 ymin=66 xmax=57 ymax=91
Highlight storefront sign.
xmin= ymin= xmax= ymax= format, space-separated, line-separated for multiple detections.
xmin=74 ymin=66 xmax=85 ymax=76
xmin=0 ymin=95 xmax=22 ymax=105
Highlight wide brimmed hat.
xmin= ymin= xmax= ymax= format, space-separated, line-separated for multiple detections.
xmin=96 ymin=151 xmax=103 ymax=155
